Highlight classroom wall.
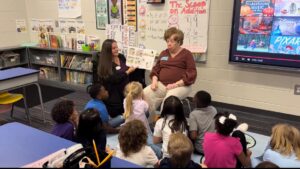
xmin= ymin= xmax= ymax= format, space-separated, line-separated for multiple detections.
xmin=24 ymin=0 xmax=300 ymax=116
xmin=25 ymin=0 xmax=107 ymax=44
xmin=0 ymin=0 xmax=30 ymax=47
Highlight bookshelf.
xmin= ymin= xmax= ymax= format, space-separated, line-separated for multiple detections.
xmin=27 ymin=47 xmax=98 ymax=91
xmin=0 ymin=46 xmax=29 ymax=70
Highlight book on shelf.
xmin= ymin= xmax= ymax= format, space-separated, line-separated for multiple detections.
xmin=65 ymin=70 xmax=92 ymax=85
xmin=61 ymin=54 xmax=92 ymax=72
xmin=39 ymin=67 xmax=58 ymax=80
xmin=39 ymin=32 xmax=49 ymax=48
xmin=76 ymin=34 xmax=86 ymax=50
xmin=50 ymin=34 xmax=59 ymax=49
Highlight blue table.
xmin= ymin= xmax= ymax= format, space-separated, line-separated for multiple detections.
xmin=0 ymin=67 xmax=45 ymax=123
xmin=0 ymin=122 xmax=141 ymax=168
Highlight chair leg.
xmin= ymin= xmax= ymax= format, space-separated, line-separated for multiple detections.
xmin=23 ymin=87 xmax=31 ymax=124
xmin=23 ymin=97 xmax=31 ymax=125
xmin=24 ymin=99 xmax=31 ymax=124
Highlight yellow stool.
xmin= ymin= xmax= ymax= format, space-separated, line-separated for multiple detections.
xmin=0 ymin=92 xmax=30 ymax=123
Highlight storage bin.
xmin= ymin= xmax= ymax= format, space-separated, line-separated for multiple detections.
xmin=0 ymin=52 xmax=20 ymax=67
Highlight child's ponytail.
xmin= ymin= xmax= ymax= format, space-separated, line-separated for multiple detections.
xmin=124 ymin=92 xmax=133 ymax=119
xmin=123 ymin=82 xmax=143 ymax=119
xmin=215 ymin=112 xmax=237 ymax=136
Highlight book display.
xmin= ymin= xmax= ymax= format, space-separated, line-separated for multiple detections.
xmin=60 ymin=52 xmax=93 ymax=85
xmin=28 ymin=47 xmax=97 ymax=89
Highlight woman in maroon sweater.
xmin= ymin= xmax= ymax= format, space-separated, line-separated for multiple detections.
xmin=143 ymin=27 xmax=197 ymax=122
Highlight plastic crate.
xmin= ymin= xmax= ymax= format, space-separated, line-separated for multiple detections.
xmin=0 ymin=52 xmax=20 ymax=67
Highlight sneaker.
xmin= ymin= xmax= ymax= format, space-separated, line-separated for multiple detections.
xmin=236 ymin=123 xmax=248 ymax=133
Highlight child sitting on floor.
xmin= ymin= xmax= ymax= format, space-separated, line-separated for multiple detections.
xmin=153 ymin=96 xmax=189 ymax=159
xmin=189 ymin=90 xmax=217 ymax=154
xmin=123 ymin=81 xmax=151 ymax=133
xmin=85 ymin=83 xmax=124 ymax=133
xmin=159 ymin=133 xmax=203 ymax=168
xmin=51 ymin=100 xmax=78 ymax=141
xmin=203 ymin=112 xmax=252 ymax=168
xmin=116 ymin=119 xmax=158 ymax=167
xmin=76 ymin=108 xmax=107 ymax=152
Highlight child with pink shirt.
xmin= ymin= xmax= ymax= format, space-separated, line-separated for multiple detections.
xmin=203 ymin=112 xmax=252 ymax=168
xmin=123 ymin=81 xmax=151 ymax=133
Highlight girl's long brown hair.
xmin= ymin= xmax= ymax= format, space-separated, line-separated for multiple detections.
xmin=97 ymin=39 xmax=116 ymax=79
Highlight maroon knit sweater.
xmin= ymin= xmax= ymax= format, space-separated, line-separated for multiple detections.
xmin=150 ymin=48 xmax=197 ymax=86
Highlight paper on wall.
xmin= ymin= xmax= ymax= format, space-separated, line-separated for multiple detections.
xmin=58 ymin=0 xmax=82 ymax=19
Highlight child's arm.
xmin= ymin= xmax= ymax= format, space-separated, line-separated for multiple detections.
xmin=103 ymin=123 xmax=120 ymax=134
xmin=237 ymin=149 xmax=252 ymax=168
xmin=153 ymin=136 xmax=162 ymax=144
xmin=189 ymin=131 xmax=198 ymax=141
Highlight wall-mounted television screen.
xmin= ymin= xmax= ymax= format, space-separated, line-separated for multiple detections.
xmin=229 ymin=0 xmax=300 ymax=70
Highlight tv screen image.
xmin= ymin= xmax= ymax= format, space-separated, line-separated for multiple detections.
xmin=230 ymin=0 xmax=300 ymax=70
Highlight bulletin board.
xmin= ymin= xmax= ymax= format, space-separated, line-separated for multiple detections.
xmin=136 ymin=0 xmax=210 ymax=62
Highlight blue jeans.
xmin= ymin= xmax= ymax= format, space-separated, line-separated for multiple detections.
xmin=147 ymin=132 xmax=162 ymax=159
xmin=108 ymin=115 xmax=124 ymax=128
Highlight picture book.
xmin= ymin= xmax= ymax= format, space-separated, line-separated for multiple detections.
xmin=126 ymin=46 xmax=157 ymax=70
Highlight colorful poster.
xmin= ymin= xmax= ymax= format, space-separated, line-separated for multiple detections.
xmin=272 ymin=17 xmax=300 ymax=36
xmin=239 ymin=16 xmax=273 ymax=35
xmin=269 ymin=36 xmax=300 ymax=55
xmin=124 ymin=0 xmax=137 ymax=31
xmin=126 ymin=47 xmax=157 ymax=70
xmin=16 ymin=19 xmax=27 ymax=33
xmin=237 ymin=34 xmax=270 ymax=52
xmin=58 ymin=0 xmax=82 ymax=18
xmin=95 ymin=0 xmax=108 ymax=30
xmin=275 ymin=0 xmax=300 ymax=17
xmin=108 ymin=0 xmax=123 ymax=25
xmin=241 ymin=0 xmax=274 ymax=16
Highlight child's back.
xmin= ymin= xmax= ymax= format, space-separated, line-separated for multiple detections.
xmin=51 ymin=100 xmax=77 ymax=141
xmin=189 ymin=91 xmax=217 ymax=154
xmin=124 ymin=98 xmax=150 ymax=132
xmin=189 ymin=105 xmax=217 ymax=153
xmin=123 ymin=82 xmax=151 ymax=132
xmin=159 ymin=133 xmax=201 ymax=168
xmin=76 ymin=108 xmax=107 ymax=151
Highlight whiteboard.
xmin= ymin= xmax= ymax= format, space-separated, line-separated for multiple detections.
xmin=136 ymin=0 xmax=210 ymax=62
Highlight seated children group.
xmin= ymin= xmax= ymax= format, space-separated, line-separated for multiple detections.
xmin=50 ymin=82 xmax=300 ymax=168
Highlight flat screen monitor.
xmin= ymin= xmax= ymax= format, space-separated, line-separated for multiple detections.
xmin=229 ymin=0 xmax=300 ymax=70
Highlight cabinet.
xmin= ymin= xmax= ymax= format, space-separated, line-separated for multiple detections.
xmin=0 ymin=46 xmax=29 ymax=70
xmin=27 ymin=47 xmax=98 ymax=91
